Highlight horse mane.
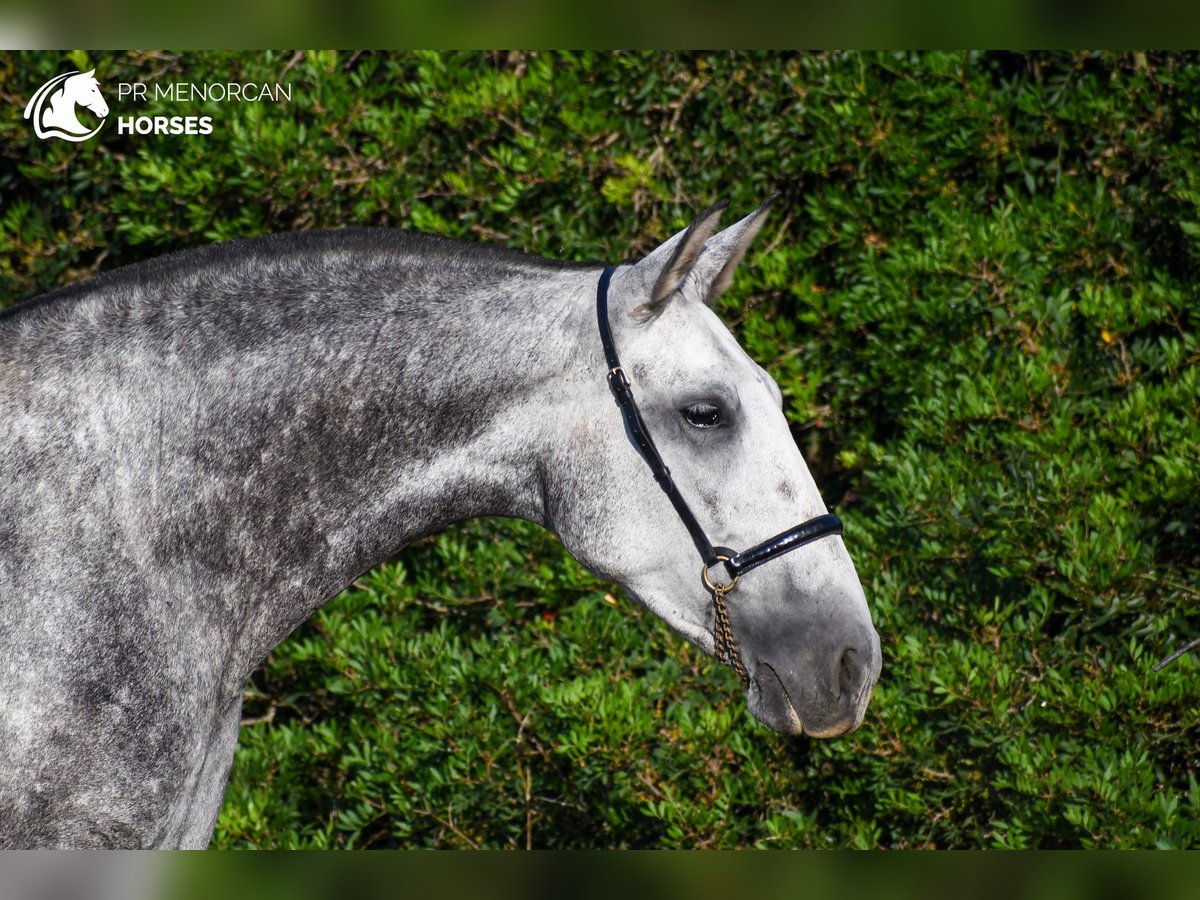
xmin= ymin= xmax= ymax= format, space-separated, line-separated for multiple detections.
xmin=1 ymin=228 xmax=605 ymax=329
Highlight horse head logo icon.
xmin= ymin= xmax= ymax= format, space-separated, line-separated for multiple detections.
xmin=23 ymin=69 xmax=110 ymax=142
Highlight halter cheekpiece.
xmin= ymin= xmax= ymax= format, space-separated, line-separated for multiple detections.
xmin=596 ymin=265 xmax=844 ymax=683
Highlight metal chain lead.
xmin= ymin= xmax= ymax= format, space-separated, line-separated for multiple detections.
xmin=711 ymin=586 xmax=749 ymax=686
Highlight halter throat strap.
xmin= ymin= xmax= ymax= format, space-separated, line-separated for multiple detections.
xmin=595 ymin=265 xmax=844 ymax=580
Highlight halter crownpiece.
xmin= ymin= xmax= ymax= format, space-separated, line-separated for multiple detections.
xmin=596 ymin=265 xmax=845 ymax=682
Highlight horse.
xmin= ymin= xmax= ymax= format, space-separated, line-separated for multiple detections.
xmin=22 ymin=68 xmax=109 ymax=141
xmin=0 ymin=203 xmax=882 ymax=848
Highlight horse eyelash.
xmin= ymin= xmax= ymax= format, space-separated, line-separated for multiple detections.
xmin=683 ymin=402 xmax=723 ymax=429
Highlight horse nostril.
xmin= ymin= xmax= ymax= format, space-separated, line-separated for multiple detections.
xmin=837 ymin=647 xmax=863 ymax=699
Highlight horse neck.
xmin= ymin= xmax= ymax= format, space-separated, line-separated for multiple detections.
xmin=113 ymin=247 xmax=600 ymax=670
xmin=47 ymin=89 xmax=85 ymax=131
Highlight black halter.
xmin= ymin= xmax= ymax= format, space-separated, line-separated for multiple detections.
xmin=596 ymin=264 xmax=844 ymax=587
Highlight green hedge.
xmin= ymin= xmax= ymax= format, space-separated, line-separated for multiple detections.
xmin=2 ymin=50 xmax=1197 ymax=848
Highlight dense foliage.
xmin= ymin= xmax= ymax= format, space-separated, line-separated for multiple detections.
xmin=2 ymin=50 xmax=1197 ymax=848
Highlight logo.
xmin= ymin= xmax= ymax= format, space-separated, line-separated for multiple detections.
xmin=23 ymin=69 xmax=109 ymax=142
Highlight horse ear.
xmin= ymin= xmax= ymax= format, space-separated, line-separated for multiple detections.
xmin=691 ymin=196 xmax=776 ymax=306
xmin=82 ymin=68 xmax=96 ymax=78
xmin=628 ymin=201 xmax=729 ymax=314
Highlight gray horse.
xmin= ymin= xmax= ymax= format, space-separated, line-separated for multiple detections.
xmin=0 ymin=204 xmax=881 ymax=848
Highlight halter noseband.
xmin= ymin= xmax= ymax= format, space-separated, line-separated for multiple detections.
xmin=596 ymin=265 xmax=844 ymax=683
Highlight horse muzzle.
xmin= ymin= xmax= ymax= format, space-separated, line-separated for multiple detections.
xmin=745 ymin=623 xmax=881 ymax=738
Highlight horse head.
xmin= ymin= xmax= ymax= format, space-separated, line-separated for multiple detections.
xmin=65 ymin=69 xmax=109 ymax=119
xmin=551 ymin=203 xmax=882 ymax=738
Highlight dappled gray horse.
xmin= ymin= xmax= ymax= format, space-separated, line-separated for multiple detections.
xmin=0 ymin=204 xmax=881 ymax=848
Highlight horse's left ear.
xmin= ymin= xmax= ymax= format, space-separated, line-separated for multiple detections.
xmin=83 ymin=68 xmax=96 ymax=78
xmin=691 ymin=196 xmax=776 ymax=306
xmin=624 ymin=201 xmax=728 ymax=316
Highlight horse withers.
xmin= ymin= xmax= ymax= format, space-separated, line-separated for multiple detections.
xmin=0 ymin=204 xmax=881 ymax=847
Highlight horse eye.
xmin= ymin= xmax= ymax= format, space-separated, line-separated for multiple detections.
xmin=683 ymin=403 xmax=722 ymax=429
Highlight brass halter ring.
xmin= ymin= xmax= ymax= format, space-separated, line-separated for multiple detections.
xmin=701 ymin=555 xmax=739 ymax=595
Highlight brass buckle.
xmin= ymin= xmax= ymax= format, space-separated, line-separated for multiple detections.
xmin=701 ymin=555 xmax=738 ymax=595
